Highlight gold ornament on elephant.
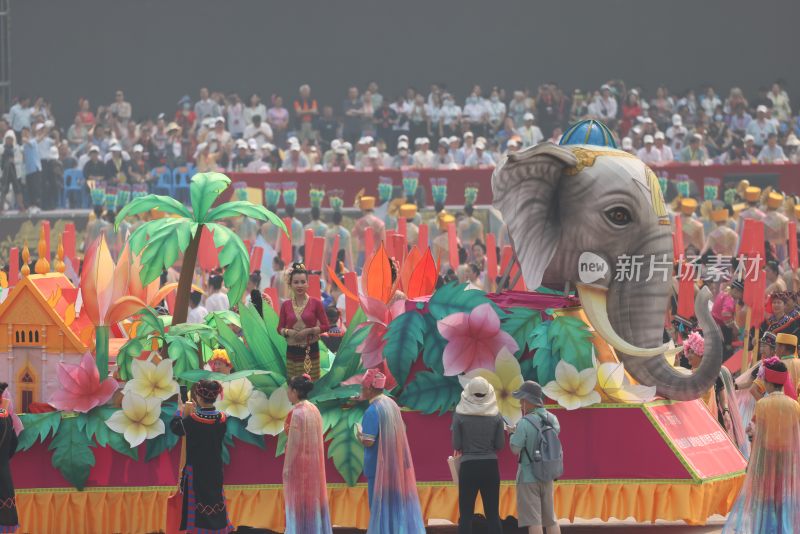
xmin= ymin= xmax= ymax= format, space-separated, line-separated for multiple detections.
xmin=562 ymin=147 xmax=637 ymax=176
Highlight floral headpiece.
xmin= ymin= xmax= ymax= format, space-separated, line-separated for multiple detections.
xmin=309 ymin=187 xmax=325 ymax=209
xmin=115 ymin=185 xmax=131 ymax=210
xmin=703 ymin=177 xmax=720 ymax=201
xmin=402 ymin=171 xmax=419 ymax=200
xmin=90 ymin=183 xmax=107 ymax=207
xmin=328 ymin=189 xmax=344 ymax=212
xmin=233 ymin=181 xmax=249 ymax=201
xmin=430 ymin=177 xmax=448 ymax=206
xmin=264 ymin=184 xmax=282 ymax=209
xmin=378 ymin=177 xmax=394 ymax=204
xmin=675 ymin=175 xmax=691 ymax=198
xmin=464 ymin=185 xmax=479 ymax=207
xmin=683 ymin=331 xmax=704 ymax=357
xmin=209 ymin=348 xmax=231 ymax=365
xmin=282 ymin=182 xmax=298 ymax=208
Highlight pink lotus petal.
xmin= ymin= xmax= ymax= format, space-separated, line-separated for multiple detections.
xmin=437 ymin=312 xmax=469 ymax=341
xmin=359 ymin=327 xmax=388 ymax=368
xmin=443 ymin=338 xmax=475 ymax=376
xmin=470 ymin=303 xmax=501 ymax=337
xmin=389 ymin=299 xmax=407 ymax=320
xmin=359 ymin=295 xmax=390 ymax=325
xmin=48 ymin=353 xmax=119 ymax=413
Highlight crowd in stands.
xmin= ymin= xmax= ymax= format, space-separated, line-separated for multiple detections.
xmin=1 ymin=80 xmax=799 ymax=212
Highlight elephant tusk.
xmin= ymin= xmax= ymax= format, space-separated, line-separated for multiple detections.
xmin=576 ymin=282 xmax=669 ymax=358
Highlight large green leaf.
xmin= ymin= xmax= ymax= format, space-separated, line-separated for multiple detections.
xmin=190 ymin=172 xmax=231 ymax=222
xmin=115 ymin=338 xmax=144 ymax=381
xmin=240 ymin=304 xmax=286 ymax=377
xmin=226 ymin=416 xmax=265 ymax=450
xmin=216 ymin=319 xmax=258 ymax=371
xmin=399 ymin=371 xmax=461 ymax=415
xmin=313 ymin=310 xmax=370 ymax=395
xmin=83 ymin=407 xmax=138 ymax=460
xmin=168 ymin=323 xmax=214 ymax=337
xmin=319 ymin=404 xmax=344 ymax=435
xmin=138 ymin=219 xmax=196 ymax=285
xmin=530 ymin=321 xmax=558 ymax=383
xmin=249 ymin=372 xmax=287 ymax=395
xmin=17 ymin=412 xmax=61 ymax=451
xmin=179 ymin=369 xmax=272 ymax=383
xmin=427 ymin=281 xmax=503 ymax=320
xmin=145 ymin=403 xmax=180 ymax=461
xmin=206 ymin=201 xmax=286 ymax=232
xmin=166 ymin=334 xmax=201 ymax=378
xmin=502 ymin=307 xmax=541 ymax=356
xmin=310 ymin=384 xmax=361 ymax=404
xmin=421 ymin=314 xmax=446 ymax=374
xmin=384 ymin=311 xmax=425 ymax=388
xmin=205 ymin=310 xmax=241 ymax=330
xmin=326 ymin=407 xmax=365 ymax=486
xmin=221 ymin=429 xmax=235 ymax=465
xmin=261 ymin=305 xmax=287 ymax=358
xmin=549 ymin=315 xmax=594 ymax=371
xmin=116 ymin=194 xmax=193 ymax=229
xmin=275 ymin=432 xmax=287 ymax=458
xmin=205 ymin=222 xmax=251 ymax=306
xmin=49 ymin=416 xmax=96 ymax=489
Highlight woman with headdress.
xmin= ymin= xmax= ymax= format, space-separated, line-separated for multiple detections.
xmin=282 ymin=375 xmax=332 ymax=534
xmin=278 ymin=263 xmax=330 ymax=380
xmin=169 ymin=379 xmax=233 ymax=534
xmin=724 ymin=358 xmax=800 ymax=532
xmin=763 ymin=291 xmax=800 ymax=339
xmin=0 ymin=383 xmax=18 ymax=533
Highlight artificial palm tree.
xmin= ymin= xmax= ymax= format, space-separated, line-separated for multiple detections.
xmin=116 ymin=172 xmax=285 ymax=336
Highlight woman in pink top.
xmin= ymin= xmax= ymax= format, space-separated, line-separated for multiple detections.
xmin=278 ymin=263 xmax=330 ymax=380
xmin=267 ymin=95 xmax=290 ymax=146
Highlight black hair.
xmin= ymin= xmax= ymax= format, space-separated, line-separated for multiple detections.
xmin=93 ymin=205 xmax=104 ymax=218
xmin=464 ymin=204 xmax=474 ymax=216
xmin=310 ymin=206 xmax=321 ymax=221
xmin=469 ymin=263 xmax=481 ymax=277
xmin=458 ymin=246 xmax=468 ymax=265
xmin=288 ymin=375 xmax=314 ymax=400
xmin=332 ymin=211 xmax=343 ymax=225
xmin=472 ymin=240 xmax=486 ymax=254
xmin=288 ymin=262 xmax=308 ymax=283
xmin=252 ymin=115 xmax=261 ymax=124
xmin=209 ymin=273 xmax=223 ymax=290
xmin=249 ymin=270 xmax=262 ymax=287
xmin=273 ymin=256 xmax=285 ymax=270
xmin=190 ymin=290 xmax=202 ymax=307
xmin=285 ymin=205 xmax=295 ymax=218
xmin=434 ymin=202 xmax=445 ymax=213
xmin=325 ymin=305 xmax=340 ymax=324
xmin=389 ymin=258 xmax=398 ymax=283
xmin=250 ymin=289 xmax=263 ymax=317
xmin=767 ymin=261 xmax=780 ymax=275
xmin=0 ymin=382 xmax=7 ymax=396
xmin=764 ymin=359 xmax=788 ymax=387
xmin=193 ymin=379 xmax=222 ymax=403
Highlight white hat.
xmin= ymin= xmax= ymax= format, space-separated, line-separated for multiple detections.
xmin=335 ymin=147 xmax=347 ymax=155
xmin=367 ymin=146 xmax=380 ymax=158
xmin=643 ymin=135 xmax=654 ymax=144
xmin=642 ymin=117 xmax=653 ymax=124
xmin=34 ymin=123 xmax=45 ymax=132
xmin=109 ymin=143 xmax=122 ymax=152
xmin=363 ymin=135 xmax=374 ymax=144
xmin=414 ymin=138 xmax=423 ymax=146
xmin=448 ymin=135 xmax=459 ymax=144
xmin=215 ymin=116 xmax=226 ymax=123
xmin=289 ymin=142 xmax=301 ymax=151
xmin=475 ymin=140 xmax=486 ymax=150
xmin=398 ymin=142 xmax=409 ymax=150
xmin=439 ymin=137 xmax=449 ymax=146
xmin=757 ymin=105 xmax=768 ymax=114
xmin=744 ymin=134 xmax=755 ymax=143
xmin=506 ymin=138 xmax=519 ymax=148
xmin=786 ymin=134 xmax=800 ymax=147
xmin=421 ymin=137 xmax=430 ymax=144
xmin=44 ymin=120 xmax=54 ymax=129
xmin=49 ymin=146 xmax=59 ymax=159
xmin=523 ymin=112 xmax=534 ymax=121
xmin=632 ymin=126 xmax=642 ymax=135
xmin=88 ymin=145 xmax=100 ymax=153
xmin=672 ymin=114 xmax=682 ymax=126
xmin=621 ymin=137 xmax=633 ymax=150
xmin=247 ymin=138 xmax=258 ymax=150
xmin=133 ymin=144 xmax=143 ymax=153
xmin=463 ymin=131 xmax=474 ymax=139
xmin=3 ymin=130 xmax=15 ymax=141
xmin=235 ymin=139 xmax=248 ymax=149
xmin=654 ymin=131 xmax=665 ymax=140
xmin=691 ymin=133 xmax=703 ymax=141
xmin=398 ymin=134 xmax=409 ymax=142
xmin=288 ymin=136 xmax=299 ymax=145
xmin=195 ymin=142 xmax=208 ymax=153
xmin=342 ymin=142 xmax=352 ymax=151
xmin=262 ymin=142 xmax=275 ymax=152
xmin=357 ymin=137 xmax=368 ymax=145
xmin=330 ymin=139 xmax=341 ymax=150
xmin=313 ymin=164 xmax=323 ymax=171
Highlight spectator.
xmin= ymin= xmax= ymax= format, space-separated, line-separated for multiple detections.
xmin=82 ymin=145 xmax=105 ymax=182
xmin=77 ymin=98 xmax=96 ymax=127
xmin=281 ymin=142 xmax=309 ymax=172
xmin=458 ymin=131 xmax=476 ymax=164
xmin=390 ymin=94 xmax=411 ymax=140
xmin=206 ymin=117 xmax=232 ymax=156
xmin=649 ymin=86 xmax=674 ymax=126
xmin=637 ymin=135 xmax=661 ymax=164
xmin=342 ymin=86 xmax=362 ymax=145
xmin=8 ymin=96 xmax=33 ymax=137
xmin=679 ymin=133 xmax=709 ymax=162
xmin=22 ymin=127 xmax=42 ymax=208
xmin=105 ymin=144 xmax=131 ymax=183
xmin=109 ymin=90 xmax=132 ymax=125
xmin=666 ymin=113 xmax=687 ymax=142
xmin=267 ymin=95 xmax=290 ymax=147
xmin=536 ymin=86 xmax=560 ymax=140
xmin=439 ymin=93 xmax=462 ymax=137
xmin=620 ymin=137 xmax=635 ymax=154
xmin=758 ymin=132 xmax=788 ymax=163
xmin=360 ymin=90 xmax=376 ymax=137
xmin=701 ymin=86 xmax=722 ymax=118
xmin=229 ymin=140 xmax=253 ymax=172
xmin=391 ymin=141 xmax=413 ymax=168
xmin=427 ymin=92 xmax=443 ymax=138
xmin=65 ymin=114 xmax=89 ymax=154
xmin=136 ymin=128 xmax=160 ymax=169
xmin=226 ymin=94 xmax=245 ymax=139
xmin=508 ymin=90 xmax=528 ymax=128
xmin=58 ymin=141 xmax=78 ymax=170
xmin=464 ymin=140 xmax=494 ymax=168
xmin=724 ymin=87 xmax=748 ymax=115
xmin=463 ymin=85 xmax=488 ymax=138
xmin=367 ymin=81 xmax=383 ymax=109
xmin=408 ymin=94 xmax=429 ymax=142
xmin=412 ymin=138 xmax=435 ymax=168
xmin=1 ymin=130 xmax=25 ymax=211
xmin=243 ymin=115 xmax=274 ymax=145
xmin=729 ymin=104 xmax=752 ymax=136
xmin=434 ymin=138 xmax=455 ymax=169
xmin=174 ymin=96 xmax=196 ymax=142
xmin=653 ymin=132 xmax=674 ymax=162
xmin=518 ymin=113 xmax=544 ymax=147
xmin=619 ymin=91 xmax=642 ymax=137
xmin=359 ymin=146 xmax=383 ymax=171
xmin=128 ymin=145 xmax=148 ymax=183
xmin=194 ymin=87 xmax=221 ymax=127
xmin=243 ymin=94 xmax=267 ymax=127
xmin=509 ymin=381 xmax=562 ymax=534
xmin=592 ymin=84 xmax=618 ymax=121
xmin=194 ymin=142 xmax=219 ymax=173
xmin=486 ymin=88 xmax=507 ymax=135
xmin=373 ymin=99 xmax=398 ymax=146
xmin=293 ymin=84 xmax=319 ymax=143
xmin=317 ymin=105 xmax=339 ymax=151
xmin=743 ymin=134 xmax=759 ymax=161
xmin=746 ymin=105 xmax=778 ymax=148
xmin=570 ymin=89 xmax=588 ymax=122
xmin=165 ymin=123 xmax=185 ymax=167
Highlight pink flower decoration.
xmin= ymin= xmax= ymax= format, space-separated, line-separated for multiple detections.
xmin=49 ymin=353 xmax=119 ymax=412
xmin=356 ymin=295 xmax=407 ymax=369
xmin=438 ymin=303 xmax=519 ymax=376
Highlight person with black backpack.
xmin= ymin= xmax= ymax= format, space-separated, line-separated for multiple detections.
xmin=509 ymin=381 xmax=562 ymax=534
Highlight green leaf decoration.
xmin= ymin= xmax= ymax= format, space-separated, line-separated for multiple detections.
xmin=115 ymin=194 xmax=193 ymax=230
xmin=49 ymin=416 xmax=96 ymax=489
xmin=168 ymin=323 xmax=214 ymax=337
xmin=326 ymin=406 xmax=365 ymax=486
xmin=179 ymin=369 xmax=273 ymax=383
xmin=427 ymin=281 xmax=503 ymax=320
xmin=549 ymin=315 xmax=594 ymax=371
xmin=166 ymin=334 xmax=201 ymax=378
xmin=502 ymin=307 xmax=541 ymax=356
xmin=398 ymin=371 xmax=461 ymax=415
xmin=530 ymin=321 xmax=558 ymax=384
xmin=205 ymin=310 xmax=241 ymax=330
xmin=115 ymin=338 xmax=144 ymax=381
xmin=216 ymin=319 xmax=258 ymax=371
xmin=275 ymin=432 xmax=287 ymax=458
xmin=519 ymin=357 xmax=537 ymax=382
xmin=239 ymin=304 xmax=286 ymax=377
xmin=136 ymin=219 xmax=195 ymax=286
xmin=421 ymin=315 xmax=446 ymax=374
xmin=310 ymin=384 xmax=361 ymax=404
xmin=190 ymin=172 xmax=231 ymax=223
xmin=261 ymin=305 xmax=288 ymax=357
xmin=384 ymin=311 xmax=425 ymax=388
xmin=138 ymin=307 xmax=169 ymax=337
xmin=146 ymin=403 xmax=180 ymax=461
xmin=226 ymin=416 xmax=265 ymax=450
xmin=319 ymin=405 xmax=344 ymax=435
xmin=205 ymin=201 xmax=286 ymax=232
xmin=248 ymin=372 xmax=287 ymax=395
xmin=221 ymin=428 xmax=235 ymax=465
xmin=205 ymin=222 xmax=251 ymax=305
xmin=17 ymin=412 xmax=62 ymax=451
xmin=312 ymin=313 xmax=370 ymax=395
xmin=84 ymin=407 xmax=138 ymax=460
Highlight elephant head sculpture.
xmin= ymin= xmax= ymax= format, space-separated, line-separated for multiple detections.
xmin=492 ymin=141 xmax=722 ymax=400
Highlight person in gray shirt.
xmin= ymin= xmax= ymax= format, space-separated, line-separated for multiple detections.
xmin=452 ymin=376 xmax=505 ymax=534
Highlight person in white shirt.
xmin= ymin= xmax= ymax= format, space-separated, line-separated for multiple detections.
xmin=464 ymin=141 xmax=495 ymax=168
xmin=653 ymin=132 xmax=674 ymax=162
xmin=412 ymin=138 xmax=435 ymax=168
xmin=593 ymin=85 xmax=618 ymax=121
xmin=637 ymin=135 xmax=661 ymax=164
xmin=204 ymin=274 xmax=230 ymax=313
xmin=463 ymin=86 xmax=489 ymax=137
xmin=665 ymin=114 xmax=687 ymax=141
xmin=517 ymin=113 xmax=544 ymax=147
xmin=757 ymin=132 xmax=788 ymax=163
xmin=243 ymin=115 xmax=273 ymax=145
xmin=243 ymin=94 xmax=268 ymax=126
xmin=187 ymin=291 xmax=209 ymax=324
xmin=621 ymin=137 xmax=635 ymax=155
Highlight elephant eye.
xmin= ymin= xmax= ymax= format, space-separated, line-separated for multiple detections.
xmin=605 ymin=206 xmax=632 ymax=226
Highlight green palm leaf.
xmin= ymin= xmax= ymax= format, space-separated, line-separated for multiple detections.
xmin=215 ymin=319 xmax=258 ymax=371
xmin=116 ymin=195 xmax=193 ymax=229
xmin=190 ymin=172 xmax=231 ymax=222
xmin=206 ymin=201 xmax=286 ymax=233
xmin=239 ymin=304 xmax=286 ymax=377
xmin=205 ymin=222 xmax=250 ymax=305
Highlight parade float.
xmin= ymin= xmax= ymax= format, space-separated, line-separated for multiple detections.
xmin=1 ymin=124 xmax=746 ymax=533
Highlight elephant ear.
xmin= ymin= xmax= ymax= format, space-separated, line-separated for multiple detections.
xmin=492 ymin=142 xmax=578 ymax=289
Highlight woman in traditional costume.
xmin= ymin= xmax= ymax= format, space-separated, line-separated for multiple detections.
xmin=170 ymin=380 xmax=233 ymax=534
xmin=283 ymin=375 xmax=332 ymax=534
xmin=278 ymin=263 xmax=330 ymax=380
xmin=0 ymin=383 xmax=18 ymax=533
xmin=724 ymin=358 xmax=800 ymax=533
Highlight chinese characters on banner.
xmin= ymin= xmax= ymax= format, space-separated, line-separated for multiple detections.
xmin=646 ymin=401 xmax=747 ymax=479
xmin=612 ymin=254 xmax=763 ymax=283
